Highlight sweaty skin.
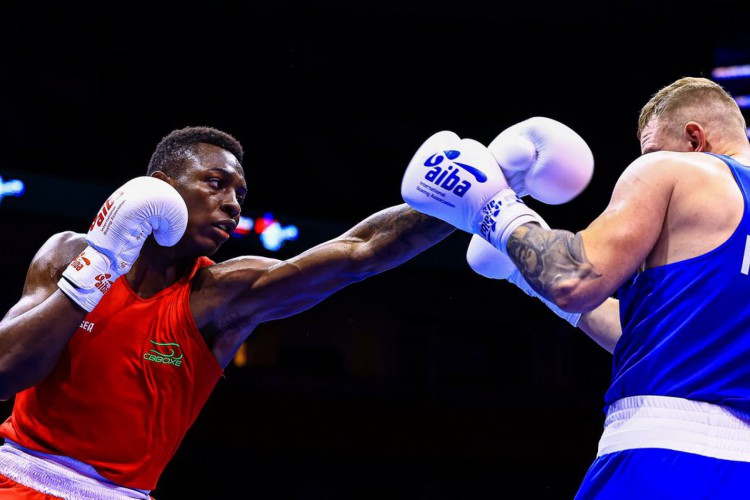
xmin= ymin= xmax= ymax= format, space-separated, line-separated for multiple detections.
xmin=506 ymin=116 xmax=750 ymax=316
xmin=0 ymin=142 xmax=455 ymax=398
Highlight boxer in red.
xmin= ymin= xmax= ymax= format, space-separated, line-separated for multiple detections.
xmin=0 ymin=126 xmax=455 ymax=498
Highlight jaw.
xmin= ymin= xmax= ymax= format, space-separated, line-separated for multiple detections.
xmin=148 ymin=231 xmax=223 ymax=260
xmin=185 ymin=227 xmax=228 ymax=257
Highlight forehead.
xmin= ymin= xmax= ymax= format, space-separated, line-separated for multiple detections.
xmin=186 ymin=143 xmax=245 ymax=183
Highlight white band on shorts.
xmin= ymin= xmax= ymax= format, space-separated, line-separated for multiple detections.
xmin=598 ymin=395 xmax=750 ymax=462
xmin=0 ymin=440 xmax=151 ymax=499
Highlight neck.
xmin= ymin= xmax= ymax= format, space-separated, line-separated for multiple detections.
xmin=125 ymin=238 xmax=196 ymax=298
xmin=707 ymin=133 xmax=750 ymax=164
xmin=722 ymin=145 xmax=750 ymax=166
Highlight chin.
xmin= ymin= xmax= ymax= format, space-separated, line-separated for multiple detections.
xmin=203 ymin=245 xmax=222 ymax=257
xmin=194 ymin=241 xmax=221 ymax=257
xmin=182 ymin=235 xmax=223 ymax=258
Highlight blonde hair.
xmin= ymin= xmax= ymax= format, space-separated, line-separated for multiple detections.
xmin=637 ymin=77 xmax=747 ymax=142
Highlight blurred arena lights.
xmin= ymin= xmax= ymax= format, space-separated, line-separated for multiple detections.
xmin=712 ymin=64 xmax=750 ymax=79
xmin=232 ymin=213 xmax=299 ymax=252
xmin=0 ymin=172 xmax=300 ymax=252
xmin=0 ymin=175 xmax=25 ymax=205
xmin=260 ymin=221 xmax=300 ymax=252
xmin=712 ymin=62 xmax=750 ymax=139
xmin=735 ymin=95 xmax=750 ymax=109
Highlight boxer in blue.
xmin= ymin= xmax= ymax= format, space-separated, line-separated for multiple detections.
xmin=402 ymin=76 xmax=750 ymax=499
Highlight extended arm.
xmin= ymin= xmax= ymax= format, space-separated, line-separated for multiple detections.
xmin=266 ymin=204 xmax=455 ymax=318
xmin=243 ymin=204 xmax=451 ymax=318
xmin=201 ymin=204 xmax=454 ymax=351
xmin=400 ymin=123 xmax=632 ymax=353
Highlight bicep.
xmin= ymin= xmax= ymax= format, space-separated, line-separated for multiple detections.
xmin=507 ymin=157 xmax=673 ymax=312
xmin=214 ymin=205 xmax=451 ymax=327
xmin=2 ymin=232 xmax=82 ymax=323
xmin=260 ymin=239 xmax=368 ymax=320
xmin=215 ymin=238 xmax=367 ymax=325
xmin=577 ymin=158 xmax=673 ymax=301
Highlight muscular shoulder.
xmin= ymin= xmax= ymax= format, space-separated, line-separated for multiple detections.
xmin=612 ymin=151 xmax=726 ymax=202
xmin=618 ymin=152 xmax=682 ymax=182
xmin=621 ymin=151 xmax=729 ymax=180
xmin=195 ymin=255 xmax=283 ymax=286
xmin=5 ymin=231 xmax=89 ymax=314
xmin=29 ymin=231 xmax=88 ymax=283
xmin=635 ymin=152 xmax=743 ymax=267
xmin=190 ymin=254 xmax=283 ymax=327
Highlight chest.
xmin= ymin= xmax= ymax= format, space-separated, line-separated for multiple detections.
xmin=64 ymin=289 xmax=214 ymax=388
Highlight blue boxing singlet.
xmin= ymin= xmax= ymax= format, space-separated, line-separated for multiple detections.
xmin=606 ymin=153 xmax=750 ymax=415
xmin=575 ymin=154 xmax=750 ymax=499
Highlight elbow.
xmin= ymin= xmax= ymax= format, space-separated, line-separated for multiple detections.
xmin=546 ymin=280 xmax=607 ymax=314
xmin=548 ymin=285 xmax=585 ymax=312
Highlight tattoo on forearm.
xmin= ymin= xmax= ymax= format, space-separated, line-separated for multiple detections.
xmin=356 ymin=204 xmax=455 ymax=263
xmin=506 ymin=224 xmax=600 ymax=297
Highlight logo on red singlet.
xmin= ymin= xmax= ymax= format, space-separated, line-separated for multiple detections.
xmin=143 ymin=340 xmax=184 ymax=368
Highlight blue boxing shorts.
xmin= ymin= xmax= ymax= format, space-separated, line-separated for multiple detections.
xmin=575 ymin=396 xmax=750 ymax=500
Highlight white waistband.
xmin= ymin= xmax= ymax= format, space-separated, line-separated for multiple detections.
xmin=0 ymin=441 xmax=150 ymax=499
xmin=598 ymin=395 xmax=750 ymax=462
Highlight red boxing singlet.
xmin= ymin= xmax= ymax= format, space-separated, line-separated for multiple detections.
xmin=0 ymin=257 xmax=223 ymax=490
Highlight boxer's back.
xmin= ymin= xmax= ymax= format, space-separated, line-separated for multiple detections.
xmin=645 ymin=151 xmax=749 ymax=270
xmin=608 ymin=153 xmax=750 ymax=414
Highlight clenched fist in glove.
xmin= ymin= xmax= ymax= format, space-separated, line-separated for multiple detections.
xmin=463 ymin=116 xmax=594 ymax=324
xmin=58 ymin=176 xmax=188 ymax=312
xmin=488 ymin=116 xmax=594 ymax=204
xmin=400 ymin=130 xmax=546 ymax=252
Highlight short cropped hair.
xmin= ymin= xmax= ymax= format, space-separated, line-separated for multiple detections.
xmin=637 ymin=77 xmax=747 ymax=142
xmin=147 ymin=126 xmax=244 ymax=177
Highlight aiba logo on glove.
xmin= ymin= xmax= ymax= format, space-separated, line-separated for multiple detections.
xmin=423 ymin=150 xmax=487 ymax=197
xmin=94 ymin=273 xmax=113 ymax=294
xmin=70 ymin=251 xmax=92 ymax=272
xmin=90 ymin=198 xmax=115 ymax=232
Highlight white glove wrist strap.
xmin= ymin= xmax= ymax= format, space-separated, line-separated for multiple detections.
xmin=57 ymin=246 xmax=118 ymax=312
xmin=477 ymin=189 xmax=545 ymax=254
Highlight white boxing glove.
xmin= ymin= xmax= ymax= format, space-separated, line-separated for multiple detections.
xmin=466 ymin=233 xmax=517 ymax=280
xmin=401 ymin=130 xmax=545 ymax=251
xmin=58 ymin=176 xmax=188 ymax=312
xmin=466 ymin=235 xmax=581 ymax=327
xmin=488 ymin=117 xmax=594 ymax=205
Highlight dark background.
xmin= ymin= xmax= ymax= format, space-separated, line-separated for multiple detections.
xmin=0 ymin=2 xmax=748 ymax=499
